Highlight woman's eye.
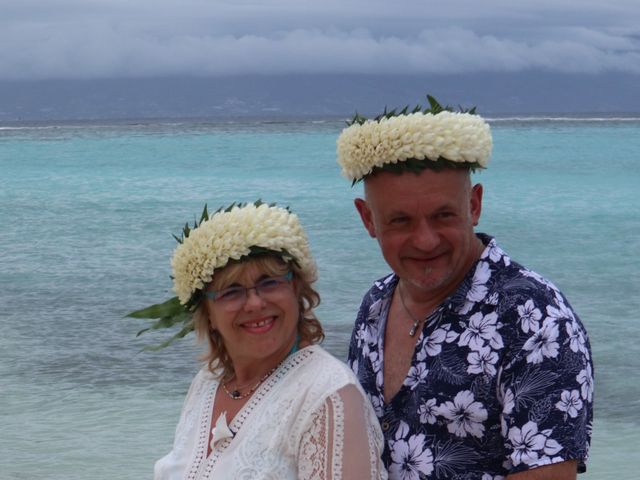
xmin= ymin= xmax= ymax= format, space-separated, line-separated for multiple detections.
xmin=257 ymin=278 xmax=282 ymax=290
xmin=218 ymin=287 xmax=244 ymax=300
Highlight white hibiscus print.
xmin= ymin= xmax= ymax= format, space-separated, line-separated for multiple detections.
xmin=389 ymin=431 xmax=434 ymax=480
xmin=521 ymin=269 xmax=558 ymax=292
xmin=535 ymin=455 xmax=565 ymax=467
xmin=508 ymin=421 xmax=547 ymax=466
xmin=517 ymin=299 xmax=542 ymax=333
xmin=364 ymin=298 xmax=385 ymax=340
xmin=523 ymin=318 xmax=560 ymax=364
xmin=363 ymin=320 xmax=379 ymax=347
xmin=418 ymin=398 xmax=438 ymax=425
xmin=566 ymin=321 xmax=589 ymax=358
xmin=577 ymin=363 xmax=594 ymax=403
xmin=436 ymin=390 xmax=488 ymax=438
xmin=355 ymin=324 xmax=372 ymax=357
xmin=540 ymin=428 xmax=563 ymax=456
xmin=467 ymin=346 xmax=499 ymax=376
xmin=417 ymin=327 xmax=448 ymax=360
xmin=405 ymin=362 xmax=429 ymax=390
xmin=458 ymin=261 xmax=492 ymax=314
xmin=468 ymin=261 xmax=491 ymax=302
xmin=368 ymin=392 xmax=384 ymax=417
xmin=484 ymin=242 xmax=504 ymax=263
xmin=486 ymin=292 xmax=500 ymax=305
xmin=556 ymin=389 xmax=583 ymax=418
xmin=368 ymin=351 xmax=384 ymax=391
xmin=499 ymin=385 xmax=515 ymax=437
xmin=445 ymin=324 xmax=460 ymax=343
xmin=501 ymin=387 xmax=515 ymax=415
xmin=459 ymin=312 xmax=499 ymax=351
xmin=545 ymin=298 xmax=576 ymax=324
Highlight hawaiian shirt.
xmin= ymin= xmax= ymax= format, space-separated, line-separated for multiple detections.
xmin=348 ymin=234 xmax=593 ymax=480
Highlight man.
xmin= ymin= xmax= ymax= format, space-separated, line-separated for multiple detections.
xmin=337 ymin=98 xmax=593 ymax=479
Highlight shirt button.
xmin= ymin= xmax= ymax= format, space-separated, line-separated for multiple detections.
xmin=381 ymin=420 xmax=390 ymax=432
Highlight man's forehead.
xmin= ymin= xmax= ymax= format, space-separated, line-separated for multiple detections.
xmin=363 ymin=168 xmax=472 ymax=195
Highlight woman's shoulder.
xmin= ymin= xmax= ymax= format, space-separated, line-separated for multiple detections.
xmin=295 ymin=345 xmax=360 ymax=387
xmin=189 ymin=364 xmax=220 ymax=390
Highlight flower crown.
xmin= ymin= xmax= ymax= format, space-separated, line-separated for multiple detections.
xmin=127 ymin=201 xmax=316 ymax=350
xmin=172 ymin=201 xmax=316 ymax=307
xmin=336 ymin=95 xmax=493 ymax=184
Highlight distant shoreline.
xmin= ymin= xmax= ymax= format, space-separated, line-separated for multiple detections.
xmin=2 ymin=73 xmax=640 ymax=123
xmin=2 ymin=113 xmax=640 ymax=130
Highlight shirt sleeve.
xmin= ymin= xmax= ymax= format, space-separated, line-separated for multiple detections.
xmin=498 ymin=291 xmax=593 ymax=475
xmin=298 ymin=383 xmax=387 ymax=480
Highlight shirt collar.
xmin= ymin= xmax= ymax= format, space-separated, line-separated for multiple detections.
xmin=373 ymin=233 xmax=498 ymax=312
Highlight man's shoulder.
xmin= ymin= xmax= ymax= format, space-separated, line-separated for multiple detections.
xmin=479 ymin=234 xmax=565 ymax=296
xmin=473 ymin=234 xmax=582 ymax=323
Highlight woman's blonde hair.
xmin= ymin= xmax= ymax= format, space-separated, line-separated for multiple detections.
xmin=193 ymin=254 xmax=324 ymax=381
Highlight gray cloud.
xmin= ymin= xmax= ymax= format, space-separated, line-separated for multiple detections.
xmin=1 ymin=0 xmax=639 ymax=79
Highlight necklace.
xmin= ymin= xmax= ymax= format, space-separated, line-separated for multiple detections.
xmin=222 ymin=336 xmax=300 ymax=400
xmin=398 ymin=283 xmax=425 ymax=337
xmin=222 ymin=366 xmax=277 ymax=400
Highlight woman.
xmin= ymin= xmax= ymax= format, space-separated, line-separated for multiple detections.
xmin=149 ymin=202 xmax=386 ymax=479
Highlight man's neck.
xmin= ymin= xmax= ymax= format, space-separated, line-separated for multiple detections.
xmin=401 ymin=234 xmax=485 ymax=310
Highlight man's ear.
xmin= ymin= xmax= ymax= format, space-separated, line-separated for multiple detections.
xmin=354 ymin=198 xmax=377 ymax=238
xmin=470 ymin=183 xmax=483 ymax=226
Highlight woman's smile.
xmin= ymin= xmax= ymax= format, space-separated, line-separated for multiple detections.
xmin=240 ymin=315 xmax=277 ymax=333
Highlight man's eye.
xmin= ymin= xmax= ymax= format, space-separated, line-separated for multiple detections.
xmin=389 ymin=216 xmax=409 ymax=225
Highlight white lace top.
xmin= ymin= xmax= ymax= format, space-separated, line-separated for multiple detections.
xmin=154 ymin=345 xmax=387 ymax=480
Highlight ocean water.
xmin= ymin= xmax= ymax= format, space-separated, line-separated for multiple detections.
xmin=1 ymin=115 xmax=639 ymax=479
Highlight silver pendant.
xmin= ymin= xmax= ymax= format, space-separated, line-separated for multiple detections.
xmin=409 ymin=320 xmax=420 ymax=337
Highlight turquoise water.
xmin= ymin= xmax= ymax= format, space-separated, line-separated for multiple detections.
xmin=1 ymin=117 xmax=639 ymax=479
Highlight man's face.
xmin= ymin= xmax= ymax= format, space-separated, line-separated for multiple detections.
xmin=355 ymin=168 xmax=483 ymax=301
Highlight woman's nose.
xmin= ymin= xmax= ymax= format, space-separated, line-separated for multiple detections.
xmin=243 ymin=287 xmax=266 ymax=311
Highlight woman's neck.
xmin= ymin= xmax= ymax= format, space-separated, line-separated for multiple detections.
xmin=230 ymin=335 xmax=300 ymax=384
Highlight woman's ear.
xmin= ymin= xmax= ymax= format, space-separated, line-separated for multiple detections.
xmin=204 ymin=300 xmax=217 ymax=331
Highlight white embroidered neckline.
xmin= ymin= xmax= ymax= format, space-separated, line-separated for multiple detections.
xmin=186 ymin=347 xmax=316 ymax=479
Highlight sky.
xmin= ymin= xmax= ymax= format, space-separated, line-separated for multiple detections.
xmin=2 ymin=0 xmax=640 ymax=80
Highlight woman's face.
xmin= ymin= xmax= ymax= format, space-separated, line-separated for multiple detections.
xmin=205 ymin=259 xmax=300 ymax=368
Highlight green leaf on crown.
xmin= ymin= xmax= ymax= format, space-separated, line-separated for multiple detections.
xmin=346 ymin=94 xmax=477 ymax=126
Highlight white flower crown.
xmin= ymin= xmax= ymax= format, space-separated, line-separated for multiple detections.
xmin=336 ymin=109 xmax=492 ymax=182
xmin=171 ymin=202 xmax=316 ymax=306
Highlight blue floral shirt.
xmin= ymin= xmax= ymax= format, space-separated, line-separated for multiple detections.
xmin=348 ymin=234 xmax=593 ymax=480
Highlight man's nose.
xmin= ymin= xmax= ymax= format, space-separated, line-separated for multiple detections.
xmin=412 ymin=219 xmax=439 ymax=250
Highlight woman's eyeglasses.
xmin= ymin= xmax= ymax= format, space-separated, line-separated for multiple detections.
xmin=205 ymin=272 xmax=293 ymax=310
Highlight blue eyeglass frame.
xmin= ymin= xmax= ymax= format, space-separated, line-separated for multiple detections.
xmin=204 ymin=271 xmax=293 ymax=302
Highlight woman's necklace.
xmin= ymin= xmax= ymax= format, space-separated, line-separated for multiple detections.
xmin=398 ymin=283 xmax=425 ymax=337
xmin=221 ymin=336 xmax=300 ymax=400
xmin=222 ymin=367 xmax=277 ymax=400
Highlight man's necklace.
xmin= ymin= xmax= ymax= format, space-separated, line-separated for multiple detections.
xmin=398 ymin=283 xmax=426 ymax=337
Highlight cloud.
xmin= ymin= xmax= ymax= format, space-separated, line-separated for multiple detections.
xmin=1 ymin=0 xmax=639 ymax=79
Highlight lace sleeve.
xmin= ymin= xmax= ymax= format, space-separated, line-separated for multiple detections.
xmin=154 ymin=369 xmax=212 ymax=480
xmin=298 ymin=383 xmax=387 ymax=480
